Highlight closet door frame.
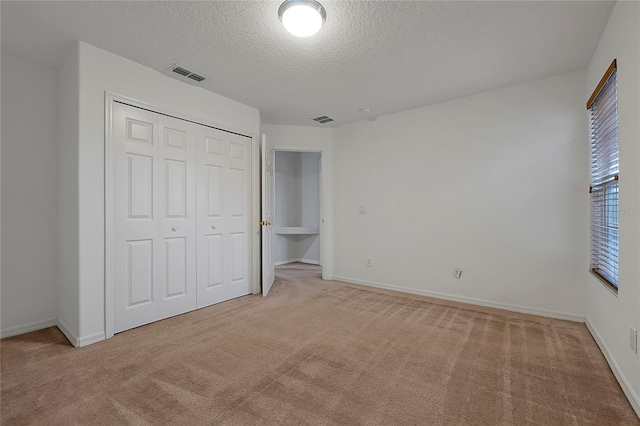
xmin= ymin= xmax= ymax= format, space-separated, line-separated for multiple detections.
xmin=104 ymin=92 xmax=260 ymax=340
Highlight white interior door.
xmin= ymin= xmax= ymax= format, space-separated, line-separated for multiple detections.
xmin=261 ymin=135 xmax=275 ymax=296
xmin=196 ymin=126 xmax=252 ymax=308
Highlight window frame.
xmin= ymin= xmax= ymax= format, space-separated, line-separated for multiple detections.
xmin=587 ymin=59 xmax=619 ymax=293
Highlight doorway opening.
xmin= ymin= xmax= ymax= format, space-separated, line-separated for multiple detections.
xmin=274 ymin=151 xmax=323 ymax=269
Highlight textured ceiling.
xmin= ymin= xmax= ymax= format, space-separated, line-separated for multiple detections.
xmin=1 ymin=1 xmax=614 ymax=127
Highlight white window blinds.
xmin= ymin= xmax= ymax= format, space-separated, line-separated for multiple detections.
xmin=589 ymin=60 xmax=618 ymax=289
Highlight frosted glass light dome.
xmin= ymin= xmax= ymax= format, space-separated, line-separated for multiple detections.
xmin=278 ymin=0 xmax=327 ymax=37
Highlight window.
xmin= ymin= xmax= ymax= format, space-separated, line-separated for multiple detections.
xmin=588 ymin=59 xmax=619 ymax=291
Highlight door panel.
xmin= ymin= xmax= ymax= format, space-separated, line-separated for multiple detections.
xmin=230 ymin=169 xmax=245 ymax=217
xmin=206 ymin=165 xmax=223 ymax=218
xmin=126 ymin=239 xmax=154 ymax=306
xmin=205 ymin=135 xmax=223 ymax=156
xmin=164 ymin=159 xmax=187 ymax=218
xmin=164 ymin=237 xmax=187 ymax=298
xmin=229 ymin=141 xmax=247 ymax=169
xmin=206 ymin=234 xmax=223 ymax=288
xmin=128 ymin=154 xmax=154 ymax=219
xmin=164 ymin=127 xmax=187 ymax=150
xmin=127 ymin=118 xmax=153 ymax=144
xmin=230 ymin=232 xmax=247 ymax=283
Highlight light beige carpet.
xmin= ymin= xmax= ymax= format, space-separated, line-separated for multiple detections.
xmin=1 ymin=263 xmax=638 ymax=425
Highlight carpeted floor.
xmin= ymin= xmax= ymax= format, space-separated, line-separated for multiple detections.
xmin=1 ymin=263 xmax=638 ymax=425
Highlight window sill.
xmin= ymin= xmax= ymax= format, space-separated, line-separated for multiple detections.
xmin=590 ymin=269 xmax=618 ymax=295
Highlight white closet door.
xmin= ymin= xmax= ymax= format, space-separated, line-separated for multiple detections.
xmin=196 ymin=126 xmax=252 ymax=308
xmin=225 ymin=132 xmax=252 ymax=300
xmin=113 ymin=104 xmax=161 ymax=333
xmin=196 ymin=126 xmax=225 ymax=307
xmin=157 ymin=115 xmax=197 ymax=319
xmin=113 ymin=102 xmax=252 ymax=333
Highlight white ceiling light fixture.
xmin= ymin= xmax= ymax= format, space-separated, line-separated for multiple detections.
xmin=278 ymin=0 xmax=327 ymax=37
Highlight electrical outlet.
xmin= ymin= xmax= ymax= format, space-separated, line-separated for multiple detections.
xmin=631 ymin=327 xmax=637 ymax=354
xmin=359 ymin=205 xmax=367 ymax=214
xmin=453 ymin=268 xmax=462 ymax=279
xmin=366 ymin=257 xmax=372 ymax=267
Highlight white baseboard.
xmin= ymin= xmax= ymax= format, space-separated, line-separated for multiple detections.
xmin=275 ymin=258 xmax=320 ymax=266
xmin=56 ymin=318 xmax=105 ymax=347
xmin=331 ymin=275 xmax=585 ymax=323
xmin=56 ymin=318 xmax=79 ymax=347
xmin=586 ymin=318 xmax=640 ymax=418
xmin=0 ymin=317 xmax=58 ymax=339
xmin=76 ymin=331 xmax=106 ymax=347
xmin=0 ymin=316 xmax=106 ymax=348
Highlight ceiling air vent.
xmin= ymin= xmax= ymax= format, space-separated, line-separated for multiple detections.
xmin=311 ymin=115 xmax=335 ymax=124
xmin=187 ymin=73 xmax=206 ymax=83
xmin=167 ymin=64 xmax=208 ymax=84
xmin=172 ymin=66 xmax=190 ymax=77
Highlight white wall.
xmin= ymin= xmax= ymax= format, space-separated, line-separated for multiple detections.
xmin=57 ymin=44 xmax=80 ymax=342
xmin=332 ymin=70 xmax=589 ymax=321
xmin=262 ymin=125 xmax=333 ymax=277
xmin=301 ymin=153 xmax=320 ymax=228
xmin=1 ymin=52 xmax=59 ymax=336
xmin=275 ymin=152 xmax=302 ymax=228
xmin=584 ymin=0 xmax=640 ymax=415
xmin=72 ymin=41 xmax=261 ymax=344
xmin=300 ymin=153 xmax=321 ymax=262
xmin=275 ymin=151 xmax=302 ymax=264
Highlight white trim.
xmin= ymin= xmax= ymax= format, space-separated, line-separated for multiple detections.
xmin=273 ymin=146 xmax=323 ymax=153
xmin=104 ymin=92 xmax=115 ymax=340
xmin=57 ymin=318 xmax=79 ymax=347
xmin=0 ymin=318 xmax=105 ymax=349
xmin=76 ymin=331 xmax=106 ymax=347
xmin=332 ymin=275 xmax=586 ymax=323
xmin=104 ymin=92 xmax=260 ymax=339
xmin=275 ymin=258 xmax=321 ymax=266
xmin=0 ymin=318 xmax=58 ymax=339
xmin=586 ymin=318 xmax=640 ymax=418
xmin=251 ymin=134 xmax=261 ymax=295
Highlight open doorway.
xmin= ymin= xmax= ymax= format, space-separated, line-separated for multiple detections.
xmin=274 ymin=151 xmax=323 ymax=268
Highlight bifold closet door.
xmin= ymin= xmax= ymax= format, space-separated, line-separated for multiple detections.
xmin=113 ymin=103 xmax=197 ymax=333
xmin=157 ymin=114 xmax=197 ymax=320
xmin=196 ymin=126 xmax=252 ymax=308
